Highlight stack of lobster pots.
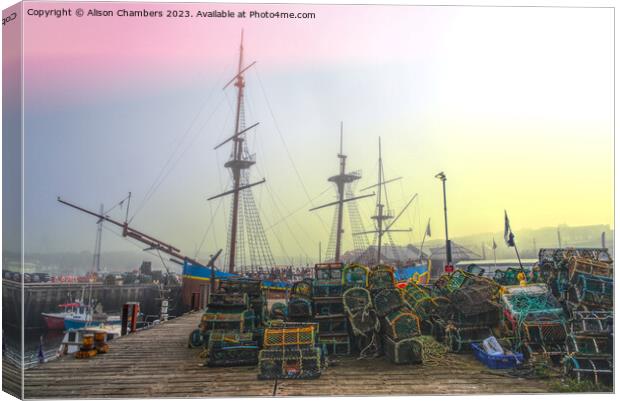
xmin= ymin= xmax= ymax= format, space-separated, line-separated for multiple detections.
xmin=312 ymin=263 xmax=351 ymax=356
xmin=196 ymin=281 xmax=260 ymax=367
xmin=369 ymin=265 xmax=426 ymax=364
xmin=258 ymin=321 xmax=323 ymax=379
xmin=538 ymin=248 xmax=614 ymax=385
xmin=430 ymin=270 xmax=502 ymax=354
xmin=499 ymin=283 xmax=568 ymax=364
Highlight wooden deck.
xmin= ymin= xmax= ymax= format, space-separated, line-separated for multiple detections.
xmin=22 ymin=312 xmax=554 ymax=398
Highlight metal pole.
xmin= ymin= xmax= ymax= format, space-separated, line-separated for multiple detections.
xmin=440 ymin=175 xmax=452 ymax=265
xmin=319 ymin=242 xmax=322 ymax=263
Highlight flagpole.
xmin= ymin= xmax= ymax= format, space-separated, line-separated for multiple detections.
xmin=493 ymin=241 xmax=497 ymax=270
xmin=513 ymin=242 xmax=524 ymax=272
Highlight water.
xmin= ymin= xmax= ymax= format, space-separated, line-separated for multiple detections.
xmin=3 ymin=329 xmax=65 ymax=368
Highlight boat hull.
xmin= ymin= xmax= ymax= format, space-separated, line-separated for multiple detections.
xmin=41 ymin=313 xmax=67 ymax=330
xmin=64 ymin=317 xmax=122 ymax=330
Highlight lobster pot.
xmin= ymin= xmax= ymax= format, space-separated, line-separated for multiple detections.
xmin=270 ymin=302 xmax=288 ymax=320
xmin=343 ymin=287 xmax=372 ymax=315
xmin=403 ymin=283 xmax=431 ymax=305
xmin=563 ymin=355 xmax=613 ymax=386
xmin=206 ymin=331 xmax=258 ymax=367
xmin=522 ymin=320 xmax=567 ymax=345
xmin=566 ymin=334 xmax=611 ymax=356
xmin=493 ymin=268 xmax=529 ymax=286
xmin=449 ymin=284 xmax=499 ymax=316
xmin=569 ymin=311 xmax=613 ymax=335
xmin=291 ymin=281 xmax=313 ymax=299
xmin=313 ymin=280 xmax=343 ymax=297
xmin=316 ymin=315 xmax=348 ymax=334
xmin=383 ymin=336 xmax=423 ymax=365
xmin=373 ymin=289 xmax=403 ymax=317
xmin=287 ymin=298 xmax=313 ymax=320
xmin=319 ymin=333 xmax=351 ymax=356
xmin=200 ymin=310 xmax=256 ymax=334
xmin=207 ymin=330 xmax=254 ymax=347
xmin=348 ymin=309 xmax=380 ymax=337
xmin=208 ymin=292 xmax=249 ymax=309
xmin=263 ymin=323 xmax=318 ymax=348
xmin=315 ymin=263 xmax=343 ymax=281
xmin=522 ymin=342 xmax=567 ymax=363
xmin=258 ymin=346 xmax=323 ymax=380
xmin=444 ymin=324 xmax=493 ymax=353
xmin=465 ymin=264 xmax=485 ymax=276
xmin=444 ymin=270 xmax=473 ymax=292
xmin=342 ymin=264 xmax=369 ymax=289
xmin=383 ymin=310 xmax=421 ymax=341
xmin=207 ymin=345 xmax=259 ymax=367
xmin=368 ymin=265 xmax=396 ymax=292
xmin=568 ymin=257 xmax=613 ymax=280
xmin=567 ymin=274 xmax=613 ymax=308
xmin=314 ymin=298 xmax=344 ymax=316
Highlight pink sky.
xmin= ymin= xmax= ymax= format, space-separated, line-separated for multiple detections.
xmin=22 ymin=2 xmax=442 ymax=99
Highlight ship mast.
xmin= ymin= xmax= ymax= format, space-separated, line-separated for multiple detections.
xmin=208 ymin=31 xmax=268 ymax=274
xmin=309 ymin=123 xmax=374 ymax=262
xmin=357 ymin=138 xmax=416 ymax=264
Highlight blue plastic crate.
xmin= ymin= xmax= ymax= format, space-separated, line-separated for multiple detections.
xmin=471 ymin=343 xmax=523 ymax=369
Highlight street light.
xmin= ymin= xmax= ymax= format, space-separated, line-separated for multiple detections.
xmin=435 ymin=172 xmax=453 ymax=272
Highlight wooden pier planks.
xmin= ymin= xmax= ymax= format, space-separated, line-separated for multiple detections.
xmin=23 ymin=312 xmax=553 ymax=398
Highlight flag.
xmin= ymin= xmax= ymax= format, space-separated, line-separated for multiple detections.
xmin=504 ymin=210 xmax=515 ymax=247
xmin=492 ymin=238 xmax=497 ymax=250
xmin=425 ymin=219 xmax=431 ymax=237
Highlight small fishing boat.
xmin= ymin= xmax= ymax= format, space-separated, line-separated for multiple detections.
xmin=41 ymin=302 xmax=83 ymax=330
xmin=63 ymin=303 xmax=122 ymax=330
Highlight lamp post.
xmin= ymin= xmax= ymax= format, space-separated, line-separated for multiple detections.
xmin=435 ymin=172 xmax=453 ymax=271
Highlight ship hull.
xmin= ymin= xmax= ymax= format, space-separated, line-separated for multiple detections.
xmin=64 ymin=317 xmax=122 ymax=330
xmin=41 ymin=313 xmax=67 ymax=330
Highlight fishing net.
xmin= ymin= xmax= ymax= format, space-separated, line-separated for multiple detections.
xmin=342 ymin=263 xmax=370 ymax=289
xmin=563 ymin=355 xmax=613 ymax=386
xmin=368 ymin=265 xmax=396 ymax=292
xmin=270 ymin=302 xmax=288 ymax=320
xmin=402 ymin=284 xmax=438 ymax=322
xmin=263 ymin=323 xmax=318 ymax=348
xmin=287 ymin=297 xmax=313 ymax=320
xmin=373 ymin=289 xmax=404 ymax=317
xmin=318 ymin=333 xmax=351 ymax=356
xmin=383 ymin=309 xmax=421 ymax=340
xmin=291 ymin=280 xmax=313 ymax=299
xmin=258 ymin=346 xmax=324 ymax=380
xmin=314 ymin=298 xmax=345 ymax=316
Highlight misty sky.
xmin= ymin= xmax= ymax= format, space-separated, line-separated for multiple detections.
xmin=18 ymin=3 xmax=613 ymax=265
